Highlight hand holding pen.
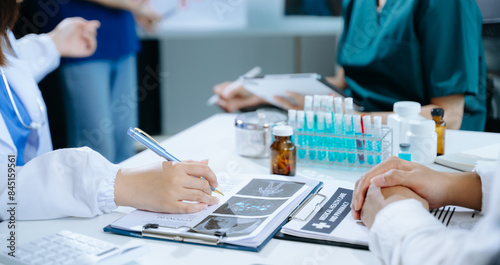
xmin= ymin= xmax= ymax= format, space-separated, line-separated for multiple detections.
xmin=128 ymin=127 xmax=224 ymax=196
xmin=208 ymin=67 xmax=263 ymax=112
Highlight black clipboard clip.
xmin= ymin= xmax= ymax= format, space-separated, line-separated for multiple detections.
xmin=142 ymin=224 xmax=225 ymax=246
xmin=288 ymin=193 xmax=327 ymax=222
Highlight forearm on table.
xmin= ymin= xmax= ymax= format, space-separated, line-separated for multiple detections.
xmin=353 ymin=94 xmax=464 ymax=129
xmin=444 ymin=171 xmax=482 ymax=211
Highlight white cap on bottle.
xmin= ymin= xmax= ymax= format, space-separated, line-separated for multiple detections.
xmin=393 ymin=101 xmax=421 ymax=117
xmin=273 ymin=125 xmax=294 ymax=137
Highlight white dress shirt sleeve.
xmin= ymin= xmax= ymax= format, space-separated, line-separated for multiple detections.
xmin=474 ymin=164 xmax=496 ymax=214
xmin=13 ymin=33 xmax=60 ymax=83
xmin=369 ymin=164 xmax=500 ymax=265
xmin=0 ymin=147 xmax=120 ymax=221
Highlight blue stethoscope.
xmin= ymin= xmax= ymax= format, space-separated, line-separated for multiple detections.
xmin=1 ymin=68 xmax=45 ymax=130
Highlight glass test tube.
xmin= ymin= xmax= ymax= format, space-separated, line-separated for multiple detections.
xmin=334 ymin=113 xmax=345 ymax=163
xmin=317 ymin=112 xmax=326 ymax=161
xmin=353 ymin=115 xmax=365 ymax=164
xmin=373 ymin=116 xmax=382 ymax=164
xmin=306 ymin=111 xmax=316 ymax=160
xmin=344 ymin=114 xmax=356 ymax=164
xmin=363 ymin=115 xmax=374 ymax=165
xmin=297 ymin=111 xmax=306 ymax=159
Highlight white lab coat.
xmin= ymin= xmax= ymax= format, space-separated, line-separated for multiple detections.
xmin=369 ymin=162 xmax=500 ymax=265
xmin=0 ymin=31 xmax=119 ymax=220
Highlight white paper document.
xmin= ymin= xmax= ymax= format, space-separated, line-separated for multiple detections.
xmin=435 ymin=143 xmax=500 ymax=172
xmin=281 ymin=182 xmax=369 ymax=246
xmin=110 ymin=174 xmax=320 ymax=248
xmin=281 ymin=181 xmax=482 ymax=247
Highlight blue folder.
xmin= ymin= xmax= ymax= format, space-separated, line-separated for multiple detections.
xmin=103 ymin=182 xmax=323 ymax=252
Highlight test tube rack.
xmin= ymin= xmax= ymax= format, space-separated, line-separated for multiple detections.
xmin=293 ymin=126 xmax=392 ymax=168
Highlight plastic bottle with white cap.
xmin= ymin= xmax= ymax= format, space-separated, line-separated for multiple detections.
xmin=406 ymin=119 xmax=437 ymax=164
xmin=387 ymin=101 xmax=422 ymax=155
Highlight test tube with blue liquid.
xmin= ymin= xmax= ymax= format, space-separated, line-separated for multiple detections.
xmin=334 ymin=113 xmax=345 ymax=163
xmin=323 ymin=96 xmax=336 ymax=162
xmin=373 ymin=116 xmax=382 ymax=164
xmin=288 ymin=109 xmax=297 ymax=142
xmin=345 ymin=98 xmax=354 ymax=116
xmin=334 ymin=98 xmax=345 ymax=163
xmin=353 ymin=115 xmax=365 ymax=164
xmin=313 ymin=95 xmax=323 ymax=161
xmin=316 ymin=111 xmax=326 ymax=161
xmin=344 ymin=114 xmax=356 ymax=164
xmin=305 ymin=111 xmax=316 ymax=160
xmin=363 ymin=115 xmax=374 ymax=165
xmin=296 ymin=111 xmax=306 ymax=159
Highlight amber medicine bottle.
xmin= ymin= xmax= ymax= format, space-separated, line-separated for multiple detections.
xmin=431 ymin=108 xmax=446 ymax=155
xmin=270 ymin=125 xmax=296 ymax=176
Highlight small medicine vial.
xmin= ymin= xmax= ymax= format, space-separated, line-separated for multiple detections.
xmin=270 ymin=125 xmax=296 ymax=176
xmin=431 ymin=108 xmax=446 ymax=156
xmin=398 ymin=143 xmax=411 ymax=161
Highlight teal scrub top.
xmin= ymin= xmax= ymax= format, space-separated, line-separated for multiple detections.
xmin=337 ymin=0 xmax=487 ymax=131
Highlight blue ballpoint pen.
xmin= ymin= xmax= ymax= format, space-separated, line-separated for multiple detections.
xmin=127 ymin=127 xmax=224 ymax=196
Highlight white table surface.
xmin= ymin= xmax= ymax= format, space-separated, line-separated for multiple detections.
xmin=6 ymin=114 xmax=500 ymax=265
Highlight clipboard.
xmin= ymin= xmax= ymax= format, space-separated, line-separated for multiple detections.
xmin=103 ymin=181 xmax=324 ymax=252
xmin=243 ymin=73 xmax=364 ymax=111
xmin=277 ymin=186 xmax=370 ymax=250
xmin=103 ymin=220 xmax=284 ymax=252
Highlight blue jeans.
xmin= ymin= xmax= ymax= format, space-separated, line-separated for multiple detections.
xmin=62 ymin=54 xmax=138 ymax=163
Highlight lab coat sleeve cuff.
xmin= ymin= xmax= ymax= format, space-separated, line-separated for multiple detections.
xmin=369 ymin=199 xmax=440 ymax=262
xmin=15 ymin=33 xmax=61 ymax=82
xmin=97 ymin=164 xmax=121 ymax=214
xmin=473 ymin=163 xmax=497 ymax=214
xmin=36 ymin=33 xmax=61 ymax=75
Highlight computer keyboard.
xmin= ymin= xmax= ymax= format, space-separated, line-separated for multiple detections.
xmin=0 ymin=230 xmax=148 ymax=265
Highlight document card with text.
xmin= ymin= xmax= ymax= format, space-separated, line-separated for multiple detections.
xmin=104 ymin=174 xmax=322 ymax=252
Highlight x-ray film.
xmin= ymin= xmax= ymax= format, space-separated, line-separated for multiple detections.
xmin=237 ymin=179 xmax=305 ymax=198
xmin=214 ymin=196 xmax=287 ymax=216
xmin=193 ymin=216 xmax=267 ymax=237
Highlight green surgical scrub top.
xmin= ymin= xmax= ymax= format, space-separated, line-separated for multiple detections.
xmin=337 ymin=0 xmax=487 ymax=131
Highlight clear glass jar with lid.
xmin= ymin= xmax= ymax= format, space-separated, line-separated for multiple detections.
xmin=235 ymin=109 xmax=287 ymax=158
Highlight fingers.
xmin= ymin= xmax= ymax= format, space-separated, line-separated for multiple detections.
xmin=222 ymin=84 xmax=247 ymax=99
xmin=371 ymin=169 xmax=411 ymax=188
xmin=172 ymin=202 xmax=209 ymax=214
xmin=180 ymin=189 xmax=219 ymax=205
xmin=351 ymin=157 xmax=407 ymax=217
xmin=273 ymin=92 xmax=305 ymax=110
xmin=217 ymin=94 xmax=265 ymax=112
xmin=174 ymin=162 xmax=219 ymax=190
xmin=213 ymin=81 xmax=231 ymax=95
xmin=274 ymin=96 xmax=299 ymax=110
xmin=286 ymin=91 xmax=305 ymax=107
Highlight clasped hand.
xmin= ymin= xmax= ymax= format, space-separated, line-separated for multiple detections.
xmin=352 ymin=156 xmax=482 ymax=229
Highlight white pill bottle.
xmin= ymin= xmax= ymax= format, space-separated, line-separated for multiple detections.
xmin=406 ymin=119 xmax=437 ymax=164
xmin=387 ymin=101 xmax=422 ymax=155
